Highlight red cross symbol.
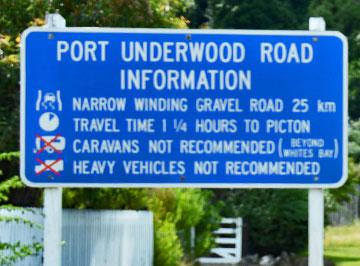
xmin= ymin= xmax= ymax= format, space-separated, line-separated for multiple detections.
xmin=35 ymin=158 xmax=63 ymax=176
xmin=36 ymin=134 xmax=62 ymax=154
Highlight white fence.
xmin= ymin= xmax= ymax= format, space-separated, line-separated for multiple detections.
xmin=327 ymin=185 xmax=359 ymax=226
xmin=0 ymin=208 xmax=153 ymax=266
xmin=199 ymin=217 xmax=242 ymax=264
xmin=328 ymin=193 xmax=359 ymax=226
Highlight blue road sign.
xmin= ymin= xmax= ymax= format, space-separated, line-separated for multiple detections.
xmin=20 ymin=28 xmax=347 ymax=188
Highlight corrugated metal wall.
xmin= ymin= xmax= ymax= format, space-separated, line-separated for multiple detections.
xmin=0 ymin=208 xmax=153 ymax=266
xmin=0 ymin=208 xmax=43 ymax=266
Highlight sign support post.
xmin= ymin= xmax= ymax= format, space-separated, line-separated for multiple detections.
xmin=309 ymin=188 xmax=324 ymax=266
xmin=44 ymin=187 xmax=62 ymax=266
xmin=308 ymin=17 xmax=326 ymax=266
xmin=42 ymin=13 xmax=66 ymax=266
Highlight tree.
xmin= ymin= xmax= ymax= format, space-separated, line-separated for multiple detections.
xmin=309 ymin=0 xmax=360 ymax=60
xmin=309 ymin=0 xmax=360 ymax=119
xmin=207 ymin=0 xmax=304 ymax=30
xmin=47 ymin=0 xmax=191 ymax=29
xmin=187 ymin=0 xmax=209 ymax=28
xmin=349 ymin=60 xmax=360 ymax=119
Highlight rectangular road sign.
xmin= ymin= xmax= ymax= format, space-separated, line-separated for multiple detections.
xmin=20 ymin=28 xmax=347 ymax=188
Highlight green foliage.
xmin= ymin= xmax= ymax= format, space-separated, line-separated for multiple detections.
xmin=348 ymin=120 xmax=360 ymax=161
xmin=187 ymin=0 xmax=209 ymax=28
xmin=153 ymin=217 xmax=183 ymax=266
xmin=148 ymin=188 xmax=221 ymax=264
xmin=0 ymin=35 xmax=20 ymax=152
xmin=0 ymin=0 xmax=48 ymax=36
xmin=192 ymin=193 xmax=223 ymax=256
xmin=325 ymin=120 xmax=360 ymax=212
xmin=216 ymin=189 xmax=308 ymax=255
xmin=63 ymin=188 xmax=149 ymax=210
xmin=0 ymin=0 xmax=192 ymax=34
xmin=0 ymin=152 xmax=42 ymax=265
xmin=208 ymin=0 xmax=305 ymax=30
xmin=349 ymin=60 xmax=360 ymax=119
xmin=147 ymin=189 xmax=221 ymax=260
xmin=0 ymin=177 xmax=22 ymax=203
xmin=189 ymin=0 xmax=311 ymax=29
xmin=0 ymin=241 xmax=42 ymax=266
xmin=0 ymin=152 xmax=22 ymax=203
xmin=51 ymin=0 xmax=191 ymax=28
xmin=309 ymin=0 xmax=360 ymax=118
xmin=309 ymin=0 xmax=360 ymax=60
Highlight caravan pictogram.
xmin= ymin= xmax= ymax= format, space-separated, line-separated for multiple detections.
xmin=35 ymin=134 xmax=65 ymax=154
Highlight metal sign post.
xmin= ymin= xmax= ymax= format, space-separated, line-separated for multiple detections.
xmin=43 ymin=187 xmax=62 ymax=266
xmin=41 ymin=13 xmax=66 ymax=266
xmin=308 ymin=17 xmax=326 ymax=266
xmin=309 ymin=188 xmax=324 ymax=266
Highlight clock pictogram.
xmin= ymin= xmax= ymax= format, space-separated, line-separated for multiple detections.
xmin=39 ymin=112 xmax=59 ymax=132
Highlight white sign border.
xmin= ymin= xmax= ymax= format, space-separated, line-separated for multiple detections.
xmin=20 ymin=27 xmax=348 ymax=188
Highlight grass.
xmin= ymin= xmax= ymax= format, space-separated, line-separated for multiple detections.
xmin=325 ymin=221 xmax=360 ymax=266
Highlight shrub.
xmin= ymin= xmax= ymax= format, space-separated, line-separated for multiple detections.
xmin=154 ymin=218 xmax=183 ymax=266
